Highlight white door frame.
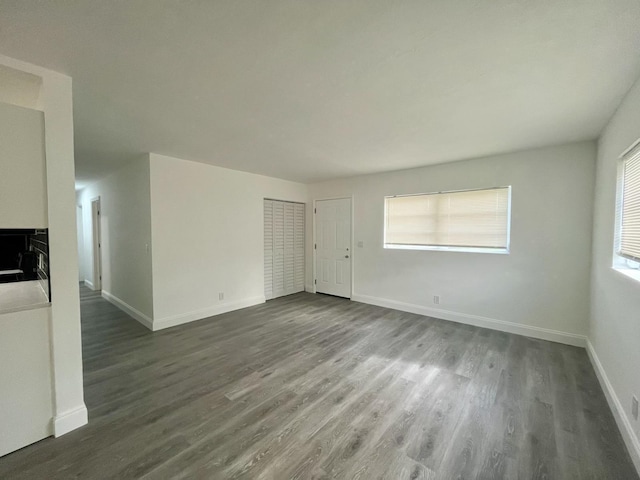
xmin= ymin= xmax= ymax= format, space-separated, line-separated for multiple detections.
xmin=312 ymin=195 xmax=354 ymax=298
xmin=90 ymin=196 xmax=102 ymax=291
xmin=76 ymin=204 xmax=84 ymax=282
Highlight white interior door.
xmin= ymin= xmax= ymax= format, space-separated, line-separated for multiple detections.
xmin=315 ymin=198 xmax=352 ymax=298
xmin=264 ymin=199 xmax=305 ymax=300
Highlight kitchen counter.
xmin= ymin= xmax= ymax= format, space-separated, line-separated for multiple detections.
xmin=0 ymin=280 xmax=50 ymax=315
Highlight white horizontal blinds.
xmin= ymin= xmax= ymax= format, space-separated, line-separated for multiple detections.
xmin=620 ymin=147 xmax=640 ymax=261
xmin=445 ymin=188 xmax=509 ymax=248
xmin=386 ymin=194 xmax=438 ymax=246
xmin=385 ymin=187 xmax=510 ymax=249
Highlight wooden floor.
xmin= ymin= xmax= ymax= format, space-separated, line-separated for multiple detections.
xmin=0 ymin=287 xmax=637 ymax=479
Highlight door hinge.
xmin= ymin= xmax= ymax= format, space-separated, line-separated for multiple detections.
xmin=314 ymin=279 xmax=317 ymax=285
xmin=314 ymin=208 xmax=316 ymax=214
xmin=314 ymin=243 xmax=316 ymax=250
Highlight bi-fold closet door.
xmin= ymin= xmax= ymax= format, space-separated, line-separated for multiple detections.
xmin=264 ymin=199 xmax=304 ymax=300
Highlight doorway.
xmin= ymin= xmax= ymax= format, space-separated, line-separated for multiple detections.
xmin=91 ymin=197 xmax=102 ymax=291
xmin=314 ymin=197 xmax=352 ymax=298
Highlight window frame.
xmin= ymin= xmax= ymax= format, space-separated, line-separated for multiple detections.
xmin=383 ymin=186 xmax=512 ymax=254
xmin=613 ymin=139 xmax=640 ymax=278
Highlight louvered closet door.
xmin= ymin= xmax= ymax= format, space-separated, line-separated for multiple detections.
xmin=294 ymin=203 xmax=305 ymax=292
xmin=284 ymin=202 xmax=295 ymax=293
xmin=264 ymin=199 xmax=305 ymax=299
xmin=272 ymin=200 xmax=285 ymax=298
xmin=264 ymin=200 xmax=274 ymax=300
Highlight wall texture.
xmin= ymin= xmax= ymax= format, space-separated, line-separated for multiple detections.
xmin=149 ymin=153 xmax=307 ymax=329
xmin=79 ymin=155 xmax=153 ymax=323
xmin=307 ymin=141 xmax=596 ymax=345
xmin=589 ymin=75 xmax=640 ymax=469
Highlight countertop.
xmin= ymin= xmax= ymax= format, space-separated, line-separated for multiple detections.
xmin=0 ymin=280 xmax=50 ymax=315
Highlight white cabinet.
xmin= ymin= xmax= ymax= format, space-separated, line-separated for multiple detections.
xmin=0 ymin=102 xmax=47 ymax=228
xmin=0 ymin=307 xmax=53 ymax=457
xmin=0 ymin=102 xmax=53 ymax=457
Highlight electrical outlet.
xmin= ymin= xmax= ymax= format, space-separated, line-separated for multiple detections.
xmin=633 ymin=396 xmax=638 ymax=420
xmin=357 ymin=241 xmax=364 ymax=248
xmin=219 ymin=292 xmax=224 ymax=301
xmin=433 ymin=295 xmax=440 ymax=305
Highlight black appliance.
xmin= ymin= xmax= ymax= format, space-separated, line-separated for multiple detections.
xmin=18 ymin=251 xmax=38 ymax=280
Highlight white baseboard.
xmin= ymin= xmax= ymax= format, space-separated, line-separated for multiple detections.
xmin=84 ymin=279 xmax=95 ymax=290
xmin=351 ymin=294 xmax=587 ymax=348
xmin=101 ymin=290 xmax=154 ymax=330
xmin=53 ymin=404 xmax=88 ymax=437
xmin=153 ymin=296 xmax=265 ymax=331
xmin=586 ymin=341 xmax=640 ymax=474
xmin=305 ymin=284 xmax=315 ymax=293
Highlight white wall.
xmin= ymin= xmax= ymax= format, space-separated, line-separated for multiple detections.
xmin=79 ymin=156 xmax=153 ymax=323
xmin=149 ymin=153 xmax=307 ymax=329
xmin=589 ymin=74 xmax=640 ymax=469
xmin=0 ymin=64 xmax=42 ymax=110
xmin=0 ymin=53 xmax=86 ymax=437
xmin=307 ymin=141 xmax=596 ymax=345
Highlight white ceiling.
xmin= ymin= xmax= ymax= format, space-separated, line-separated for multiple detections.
xmin=1 ymin=1 xmax=639 ymax=185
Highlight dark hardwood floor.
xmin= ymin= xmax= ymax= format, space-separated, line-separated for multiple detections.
xmin=0 ymin=286 xmax=637 ymax=479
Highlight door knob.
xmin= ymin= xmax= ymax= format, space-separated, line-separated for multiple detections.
xmin=345 ymin=255 xmax=350 ymax=258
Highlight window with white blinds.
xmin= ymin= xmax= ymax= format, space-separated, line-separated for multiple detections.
xmin=384 ymin=187 xmax=511 ymax=253
xmin=617 ymin=144 xmax=640 ymax=263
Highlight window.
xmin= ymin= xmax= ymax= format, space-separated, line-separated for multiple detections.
xmin=614 ymin=141 xmax=640 ymax=278
xmin=384 ymin=186 xmax=511 ymax=253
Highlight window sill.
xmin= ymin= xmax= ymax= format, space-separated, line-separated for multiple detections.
xmin=612 ymin=267 xmax=640 ymax=283
xmin=384 ymin=244 xmax=509 ymax=255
